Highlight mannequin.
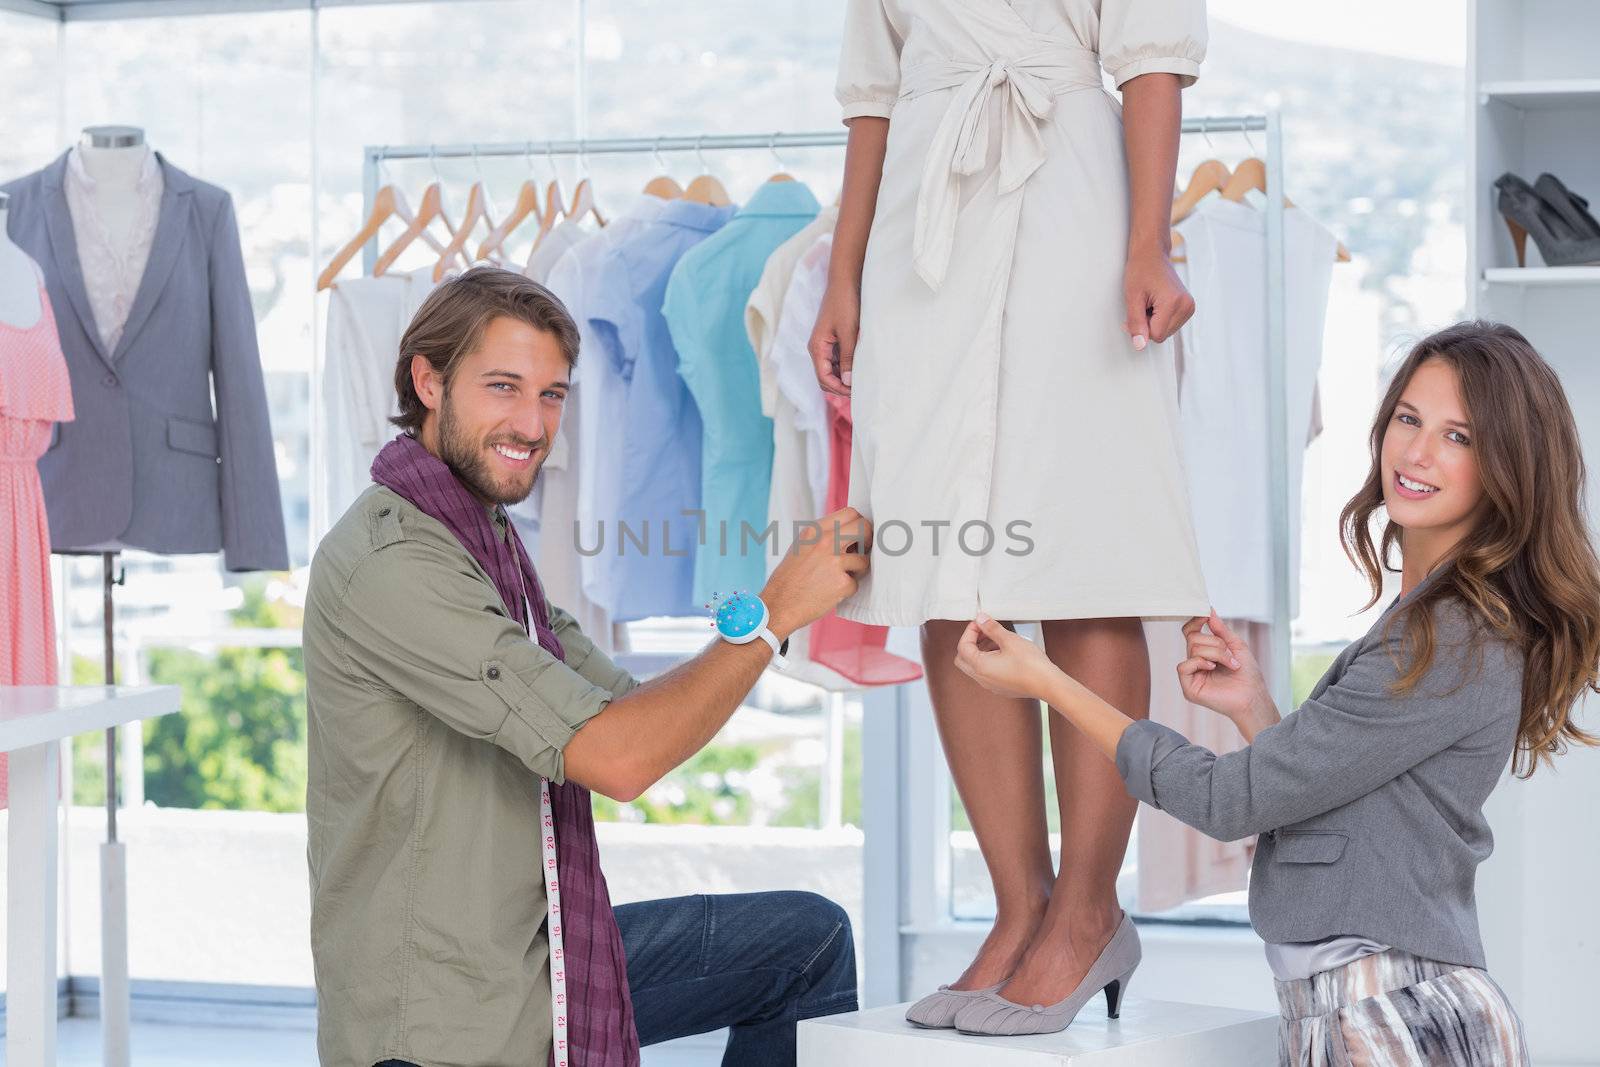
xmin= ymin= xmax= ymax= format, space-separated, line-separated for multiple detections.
xmin=74 ymin=125 xmax=156 ymax=250
xmin=66 ymin=126 xmax=162 ymax=553
xmin=0 ymin=192 xmax=43 ymax=327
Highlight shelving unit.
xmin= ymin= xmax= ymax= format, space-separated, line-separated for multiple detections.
xmin=1468 ymin=3 xmax=1600 ymax=1065
xmin=1479 ymin=78 xmax=1600 ymax=109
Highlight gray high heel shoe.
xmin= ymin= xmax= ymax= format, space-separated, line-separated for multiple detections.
xmin=905 ymin=982 xmax=1006 ymax=1028
xmin=952 ymin=912 xmax=1140 ymax=1037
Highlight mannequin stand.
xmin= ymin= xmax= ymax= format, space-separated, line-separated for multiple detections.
xmin=101 ymin=552 xmax=130 ymax=1067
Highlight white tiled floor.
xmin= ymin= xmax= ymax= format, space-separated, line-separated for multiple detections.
xmin=0 ymin=1019 xmax=717 ymax=1066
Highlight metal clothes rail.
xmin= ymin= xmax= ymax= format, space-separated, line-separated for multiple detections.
xmin=358 ymin=114 xmax=1292 ymax=714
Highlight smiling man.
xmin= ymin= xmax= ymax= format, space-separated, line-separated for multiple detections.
xmin=303 ymin=267 xmax=868 ymax=1067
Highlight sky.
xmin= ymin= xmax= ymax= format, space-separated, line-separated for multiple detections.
xmin=1209 ymin=0 xmax=1466 ymax=68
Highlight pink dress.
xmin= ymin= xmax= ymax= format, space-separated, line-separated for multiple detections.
xmin=0 ymin=267 xmax=75 ymax=808
xmin=809 ymin=390 xmax=922 ymax=687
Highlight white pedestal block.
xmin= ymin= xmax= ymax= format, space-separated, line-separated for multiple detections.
xmin=799 ymin=997 xmax=1278 ymax=1067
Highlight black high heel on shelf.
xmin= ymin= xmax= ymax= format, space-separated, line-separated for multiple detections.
xmin=1494 ymin=172 xmax=1600 ymax=268
xmin=1534 ymin=173 xmax=1600 ymax=241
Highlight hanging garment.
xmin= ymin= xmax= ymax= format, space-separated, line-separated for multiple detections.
xmin=61 ymin=145 xmax=163 ymax=354
xmin=814 ymin=365 xmax=924 ymax=687
xmin=586 ymin=199 xmax=734 ymax=622
xmin=754 ymin=216 xmax=846 ymax=689
xmin=547 ymin=195 xmax=671 ymax=620
xmin=1136 ymin=616 xmax=1264 ymax=913
xmin=524 ymin=214 xmax=588 ymax=283
xmin=317 ymin=269 xmax=434 ymax=542
xmin=662 ymin=179 xmax=821 ymax=605
xmin=746 ymin=203 xmax=840 ymax=420
xmin=2 ymin=152 xmax=289 ymax=571
xmin=834 ymin=0 xmax=1210 ymax=626
xmin=0 ymin=259 xmax=75 ymax=809
xmin=757 ymin=227 xmax=878 ymax=690
xmin=509 ymin=215 xmax=612 ymax=653
xmin=1171 ymin=196 xmax=1336 ymax=622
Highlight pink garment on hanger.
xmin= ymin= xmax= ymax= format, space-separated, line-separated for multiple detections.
xmin=0 ymin=274 xmax=75 ymax=810
xmin=810 ymin=391 xmax=921 ymax=687
xmin=1136 ymin=618 xmax=1268 ymax=913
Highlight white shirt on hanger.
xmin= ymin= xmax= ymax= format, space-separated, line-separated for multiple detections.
xmin=540 ymin=194 xmax=670 ymax=618
xmin=318 ymin=268 xmax=435 ymax=542
xmin=1172 ymin=196 xmax=1337 ymax=623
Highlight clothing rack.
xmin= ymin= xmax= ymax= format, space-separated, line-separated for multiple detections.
xmin=357 ymin=115 xmax=1291 ymax=712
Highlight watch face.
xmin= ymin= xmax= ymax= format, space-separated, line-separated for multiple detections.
xmin=713 ymin=591 xmax=765 ymax=639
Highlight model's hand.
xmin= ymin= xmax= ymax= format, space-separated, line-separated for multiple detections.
xmin=1122 ymin=247 xmax=1195 ymax=349
xmin=761 ymin=506 xmax=872 ymax=639
xmin=953 ymin=614 xmax=1060 ymax=701
xmin=809 ymin=283 xmax=859 ymax=398
xmin=1176 ymin=611 xmax=1273 ymax=726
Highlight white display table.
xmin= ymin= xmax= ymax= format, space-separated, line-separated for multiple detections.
xmin=1 ymin=685 xmax=181 ymax=1067
xmin=799 ymin=996 xmax=1279 ymax=1066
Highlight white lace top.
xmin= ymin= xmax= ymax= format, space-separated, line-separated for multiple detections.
xmin=63 ymin=145 xmax=163 ymax=353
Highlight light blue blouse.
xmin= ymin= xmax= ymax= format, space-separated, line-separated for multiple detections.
xmin=586 ymin=198 xmax=735 ymax=622
xmin=661 ymin=179 xmax=821 ymax=604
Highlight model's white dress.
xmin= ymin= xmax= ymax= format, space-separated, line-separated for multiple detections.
xmin=835 ymin=0 xmax=1212 ymax=626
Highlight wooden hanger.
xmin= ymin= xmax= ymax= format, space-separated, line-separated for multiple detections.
xmin=683 ymin=138 xmax=731 ymax=206
xmin=764 ymin=133 xmax=796 ymax=184
xmin=522 ymin=179 xmax=567 ymax=271
xmin=477 ymin=178 xmax=542 ymax=261
xmin=684 ymin=173 xmax=731 ymax=206
xmin=1168 ymin=159 xmax=1233 ymax=263
xmin=644 ymin=174 xmax=684 ymax=199
xmin=567 ymin=177 xmax=606 ymax=227
xmin=391 ymin=185 xmax=454 ymax=261
xmin=643 ymin=138 xmax=683 ymax=200
xmin=318 ymin=185 xmax=396 ymax=291
xmin=374 ymin=181 xmax=458 ymax=278
xmin=1213 ymin=157 xmax=1352 ymax=262
xmin=1172 ymin=159 xmax=1231 ymax=225
xmin=432 ymin=182 xmax=488 ymax=283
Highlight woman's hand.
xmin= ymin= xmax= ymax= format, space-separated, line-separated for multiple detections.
xmin=1177 ymin=611 xmax=1275 ymax=731
xmin=953 ymin=613 xmax=1061 ymax=701
xmin=1122 ymin=247 xmax=1195 ymax=351
xmin=809 ymin=283 xmax=859 ymax=398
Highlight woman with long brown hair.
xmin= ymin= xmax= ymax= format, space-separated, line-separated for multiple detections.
xmin=948 ymin=320 xmax=1599 ymax=1061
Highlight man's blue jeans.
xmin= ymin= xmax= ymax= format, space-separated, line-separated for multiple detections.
xmin=376 ymin=889 xmax=857 ymax=1067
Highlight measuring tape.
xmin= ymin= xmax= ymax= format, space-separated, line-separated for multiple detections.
xmin=541 ymin=778 xmax=569 ymax=1067
xmin=513 ymin=551 xmax=570 ymax=1067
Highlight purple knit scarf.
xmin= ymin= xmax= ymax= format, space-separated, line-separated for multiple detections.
xmin=371 ymin=432 xmax=640 ymax=1067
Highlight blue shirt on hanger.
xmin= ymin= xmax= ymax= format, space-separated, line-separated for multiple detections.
xmin=661 ymin=179 xmax=821 ymax=605
xmin=586 ymin=197 xmax=736 ymax=622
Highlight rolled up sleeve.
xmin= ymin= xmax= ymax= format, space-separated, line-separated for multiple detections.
xmin=1114 ymin=718 xmax=1189 ymax=809
xmin=549 ymin=603 xmax=641 ymax=699
xmin=338 ymin=541 xmax=614 ymax=783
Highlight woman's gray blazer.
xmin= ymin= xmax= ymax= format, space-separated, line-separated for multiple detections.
xmin=1116 ymin=563 xmax=1524 ymax=969
xmin=1 ymin=151 xmax=288 ymax=572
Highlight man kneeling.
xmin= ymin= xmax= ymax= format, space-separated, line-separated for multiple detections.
xmin=304 ymin=267 xmax=869 ymax=1067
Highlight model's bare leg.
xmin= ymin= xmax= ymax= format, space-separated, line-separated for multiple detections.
xmin=993 ymin=616 xmax=1150 ymax=1006
xmin=920 ymin=618 xmax=1054 ymax=989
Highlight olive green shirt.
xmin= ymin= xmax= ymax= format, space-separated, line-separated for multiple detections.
xmin=304 ymin=484 xmax=639 ymax=1067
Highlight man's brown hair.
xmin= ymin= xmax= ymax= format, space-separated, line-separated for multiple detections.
xmin=391 ymin=266 xmax=580 ymax=435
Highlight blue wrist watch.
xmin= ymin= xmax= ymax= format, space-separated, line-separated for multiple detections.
xmin=708 ymin=590 xmax=789 ymax=669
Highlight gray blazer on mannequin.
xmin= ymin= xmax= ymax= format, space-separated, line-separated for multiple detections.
xmin=2 ymin=151 xmax=288 ymax=572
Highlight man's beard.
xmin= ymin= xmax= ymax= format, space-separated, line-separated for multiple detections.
xmin=436 ymin=393 xmax=540 ymax=506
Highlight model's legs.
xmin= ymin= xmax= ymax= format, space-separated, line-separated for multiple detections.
xmin=920 ymin=618 xmax=1054 ymax=990
xmin=994 ymin=616 xmax=1149 ymax=1006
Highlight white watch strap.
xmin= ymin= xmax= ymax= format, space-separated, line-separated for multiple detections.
xmin=756 ymin=628 xmax=788 ymax=669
